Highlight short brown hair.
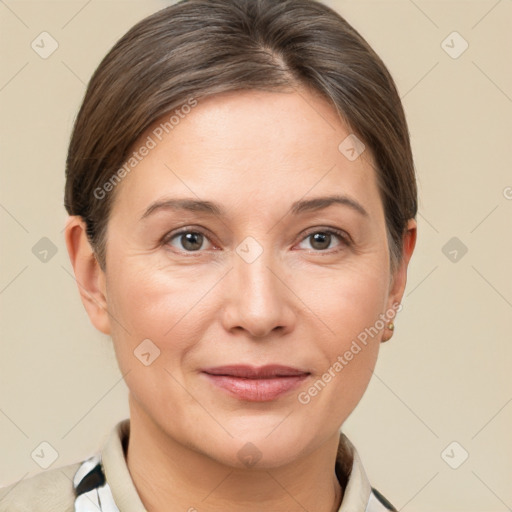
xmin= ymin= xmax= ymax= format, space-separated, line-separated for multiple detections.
xmin=64 ymin=0 xmax=417 ymax=273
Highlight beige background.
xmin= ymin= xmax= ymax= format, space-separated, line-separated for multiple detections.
xmin=1 ymin=0 xmax=511 ymax=510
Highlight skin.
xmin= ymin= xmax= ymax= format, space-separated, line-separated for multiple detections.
xmin=66 ymin=87 xmax=416 ymax=512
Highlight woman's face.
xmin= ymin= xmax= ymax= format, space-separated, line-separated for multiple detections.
xmin=91 ymin=89 xmax=413 ymax=468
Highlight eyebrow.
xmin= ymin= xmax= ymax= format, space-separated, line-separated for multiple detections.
xmin=140 ymin=194 xmax=369 ymax=220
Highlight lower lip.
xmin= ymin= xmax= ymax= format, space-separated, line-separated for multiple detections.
xmin=202 ymin=373 xmax=309 ymax=402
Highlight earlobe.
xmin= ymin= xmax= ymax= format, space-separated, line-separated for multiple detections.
xmin=64 ymin=216 xmax=111 ymax=335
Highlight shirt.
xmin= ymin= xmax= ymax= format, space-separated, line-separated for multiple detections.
xmin=0 ymin=418 xmax=397 ymax=512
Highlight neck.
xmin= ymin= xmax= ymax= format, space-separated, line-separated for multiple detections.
xmin=125 ymin=396 xmax=344 ymax=512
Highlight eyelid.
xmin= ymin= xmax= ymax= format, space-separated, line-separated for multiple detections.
xmin=162 ymin=226 xmax=218 ymax=251
xmin=162 ymin=226 xmax=352 ymax=253
xmin=296 ymin=227 xmax=352 ymax=251
xmin=300 ymin=226 xmax=351 ymax=243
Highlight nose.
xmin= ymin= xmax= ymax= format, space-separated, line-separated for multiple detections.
xmin=221 ymin=248 xmax=296 ymax=339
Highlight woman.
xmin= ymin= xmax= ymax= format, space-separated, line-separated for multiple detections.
xmin=0 ymin=0 xmax=417 ymax=510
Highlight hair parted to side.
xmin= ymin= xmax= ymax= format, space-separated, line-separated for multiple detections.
xmin=64 ymin=0 xmax=417 ymax=273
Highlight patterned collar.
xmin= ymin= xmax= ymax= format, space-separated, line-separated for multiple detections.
xmin=73 ymin=419 xmax=396 ymax=512
xmin=73 ymin=453 xmax=119 ymax=511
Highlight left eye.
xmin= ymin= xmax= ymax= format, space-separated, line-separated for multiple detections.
xmin=297 ymin=230 xmax=349 ymax=251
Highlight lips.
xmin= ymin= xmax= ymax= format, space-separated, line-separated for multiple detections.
xmin=201 ymin=365 xmax=310 ymax=401
xmin=202 ymin=364 xmax=310 ymax=378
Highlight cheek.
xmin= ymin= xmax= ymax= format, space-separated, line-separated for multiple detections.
xmin=105 ymin=258 xmax=217 ymax=367
xmin=293 ymin=257 xmax=387 ymax=409
xmin=296 ymin=275 xmax=384 ymax=427
xmin=299 ymin=256 xmax=389 ymax=346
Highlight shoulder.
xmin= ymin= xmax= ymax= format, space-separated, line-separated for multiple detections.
xmin=0 ymin=461 xmax=81 ymax=512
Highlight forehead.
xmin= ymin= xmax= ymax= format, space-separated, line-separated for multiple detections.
xmin=111 ymin=88 xmax=384 ymax=223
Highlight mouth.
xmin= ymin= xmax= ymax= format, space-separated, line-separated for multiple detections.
xmin=201 ymin=364 xmax=311 ymax=402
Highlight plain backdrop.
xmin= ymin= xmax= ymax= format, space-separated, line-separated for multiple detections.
xmin=0 ymin=1 xmax=511 ymax=510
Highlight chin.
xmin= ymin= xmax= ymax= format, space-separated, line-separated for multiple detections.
xmin=208 ymin=438 xmax=305 ymax=471
xmin=210 ymin=420 xmax=317 ymax=470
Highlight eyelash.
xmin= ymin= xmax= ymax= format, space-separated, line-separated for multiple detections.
xmin=299 ymin=228 xmax=352 ymax=253
xmin=162 ymin=227 xmax=352 ymax=255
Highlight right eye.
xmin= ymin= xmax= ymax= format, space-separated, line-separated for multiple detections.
xmin=164 ymin=229 xmax=216 ymax=253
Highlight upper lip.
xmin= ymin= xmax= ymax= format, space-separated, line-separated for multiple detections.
xmin=202 ymin=364 xmax=310 ymax=379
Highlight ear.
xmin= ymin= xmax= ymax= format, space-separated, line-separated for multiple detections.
xmin=64 ymin=216 xmax=111 ymax=335
xmin=385 ymin=218 xmax=417 ymax=311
